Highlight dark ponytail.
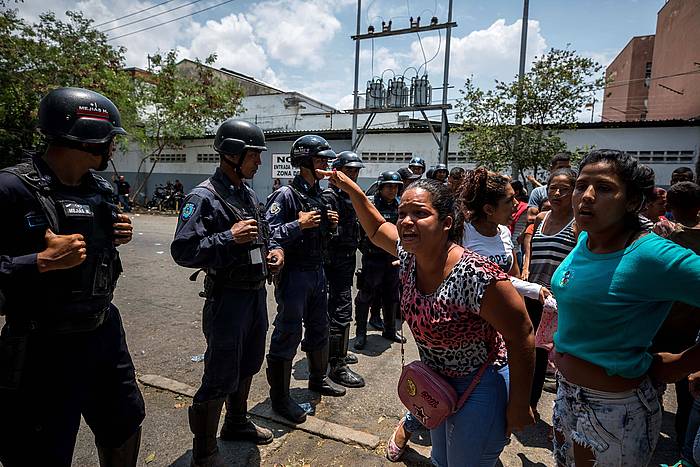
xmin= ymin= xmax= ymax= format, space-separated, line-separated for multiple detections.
xmin=458 ymin=167 xmax=510 ymax=222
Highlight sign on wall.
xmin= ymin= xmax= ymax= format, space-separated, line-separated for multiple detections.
xmin=272 ymin=153 xmax=296 ymax=178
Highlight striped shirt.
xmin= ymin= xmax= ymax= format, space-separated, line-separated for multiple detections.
xmin=528 ymin=212 xmax=577 ymax=289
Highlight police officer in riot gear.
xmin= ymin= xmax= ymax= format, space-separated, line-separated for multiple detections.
xmin=408 ymin=156 xmax=426 ymax=177
xmin=171 ymin=119 xmax=284 ymax=467
xmin=432 ymin=163 xmax=449 ymax=183
xmin=265 ymin=135 xmax=346 ymax=424
xmin=321 ymin=151 xmax=365 ymax=388
xmin=354 ymin=171 xmax=406 ymax=350
xmin=0 ymin=87 xmax=144 ymax=467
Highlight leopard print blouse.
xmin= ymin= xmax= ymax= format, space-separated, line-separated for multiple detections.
xmin=398 ymin=244 xmax=509 ymax=377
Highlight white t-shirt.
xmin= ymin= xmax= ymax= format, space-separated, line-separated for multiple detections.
xmin=462 ymin=222 xmax=542 ymax=300
xmin=462 ymin=222 xmax=514 ymax=273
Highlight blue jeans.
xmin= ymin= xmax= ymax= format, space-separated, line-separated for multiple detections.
xmin=430 ymin=365 xmax=510 ymax=467
xmin=682 ymin=398 xmax=700 ymax=465
xmin=404 ymin=410 xmax=425 ymax=433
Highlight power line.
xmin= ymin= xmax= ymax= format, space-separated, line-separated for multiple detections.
xmin=94 ymin=0 xmax=179 ymax=27
xmin=107 ymin=0 xmax=236 ymax=41
xmin=102 ymin=0 xmax=205 ymax=33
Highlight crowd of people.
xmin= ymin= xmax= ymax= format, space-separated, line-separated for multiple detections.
xmin=1 ymin=87 xmax=699 ymax=467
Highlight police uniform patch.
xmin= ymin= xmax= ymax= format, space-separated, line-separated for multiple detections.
xmin=269 ymin=202 xmax=281 ymax=215
xmin=181 ymin=202 xmax=196 ymax=220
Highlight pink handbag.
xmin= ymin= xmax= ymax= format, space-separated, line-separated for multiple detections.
xmin=396 ymin=336 xmax=496 ymax=430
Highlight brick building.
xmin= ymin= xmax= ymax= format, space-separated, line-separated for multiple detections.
xmin=602 ymin=0 xmax=700 ymax=122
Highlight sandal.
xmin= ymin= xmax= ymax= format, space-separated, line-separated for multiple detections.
xmin=386 ymin=421 xmax=409 ymax=462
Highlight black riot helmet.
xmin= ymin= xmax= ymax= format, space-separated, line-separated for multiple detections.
xmin=290 ymin=135 xmax=335 ymax=172
xmin=332 ymin=151 xmax=365 ymax=170
xmin=408 ymin=156 xmax=426 ymax=170
xmin=38 ymin=87 xmax=127 ymax=144
xmin=397 ymin=167 xmax=420 ymax=183
xmin=38 ymin=87 xmax=127 ymax=170
xmin=213 ymin=119 xmax=267 ymax=156
xmin=377 ymin=171 xmax=403 ymax=188
xmin=213 ymin=119 xmax=267 ymax=178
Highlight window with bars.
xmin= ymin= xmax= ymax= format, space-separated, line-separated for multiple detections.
xmin=360 ymin=152 xmax=413 ymax=163
xmin=626 ymin=150 xmax=695 ymax=164
xmin=197 ymin=153 xmax=220 ymax=163
xmin=447 ymin=151 xmax=470 ymax=164
xmin=150 ymin=153 xmax=186 ymax=163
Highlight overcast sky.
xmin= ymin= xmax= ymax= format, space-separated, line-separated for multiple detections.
xmin=12 ymin=0 xmax=666 ymax=120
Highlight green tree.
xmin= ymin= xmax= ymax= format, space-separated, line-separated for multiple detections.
xmin=0 ymin=9 xmax=135 ymax=167
xmin=129 ymin=50 xmax=245 ymax=202
xmin=455 ymin=48 xmax=603 ymax=181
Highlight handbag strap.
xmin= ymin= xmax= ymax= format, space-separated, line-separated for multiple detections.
xmin=454 ymin=343 xmax=499 ymax=412
xmin=398 ymin=251 xmax=499 ymax=411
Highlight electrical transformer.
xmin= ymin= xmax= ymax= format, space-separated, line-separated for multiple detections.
xmin=410 ymin=75 xmax=432 ymax=107
xmin=365 ymin=78 xmax=385 ymax=109
xmin=386 ymin=77 xmax=409 ymax=108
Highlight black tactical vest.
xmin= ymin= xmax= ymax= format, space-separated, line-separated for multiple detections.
xmin=360 ymin=194 xmax=398 ymax=260
xmin=1 ymin=159 xmax=122 ymax=319
xmin=285 ymin=179 xmax=332 ymax=267
xmin=325 ymin=186 xmax=360 ymax=252
xmin=197 ymin=177 xmax=269 ymax=286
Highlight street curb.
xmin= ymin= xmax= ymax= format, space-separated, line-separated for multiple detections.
xmin=138 ymin=374 xmax=381 ymax=450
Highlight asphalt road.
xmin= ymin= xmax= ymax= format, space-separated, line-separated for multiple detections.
xmin=4 ymin=213 xmax=683 ymax=466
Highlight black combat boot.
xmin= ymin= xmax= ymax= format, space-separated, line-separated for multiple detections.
xmin=328 ymin=326 xmax=365 ymax=388
xmin=382 ymin=303 xmax=407 ymax=344
xmin=220 ymin=376 xmax=273 ymax=445
xmin=368 ymin=300 xmax=384 ymax=331
xmin=307 ymin=344 xmax=347 ymax=396
xmin=354 ymin=301 xmax=369 ymax=350
xmin=266 ymin=357 xmax=307 ymax=424
xmin=188 ymin=399 xmax=228 ymax=467
xmin=97 ymin=426 xmax=142 ymax=467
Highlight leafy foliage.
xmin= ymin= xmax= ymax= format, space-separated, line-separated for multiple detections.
xmin=0 ymin=9 xmax=135 ymax=167
xmin=129 ymin=50 xmax=244 ymax=200
xmin=0 ymin=9 xmax=244 ymax=201
xmin=455 ymin=48 xmax=603 ymax=181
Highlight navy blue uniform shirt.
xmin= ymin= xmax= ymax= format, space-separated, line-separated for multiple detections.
xmin=171 ymin=168 xmax=279 ymax=270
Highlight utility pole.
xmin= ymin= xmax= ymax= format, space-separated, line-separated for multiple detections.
xmin=512 ymin=0 xmax=529 ymax=179
xmin=351 ymin=0 xmax=362 ymax=147
xmin=439 ymin=0 xmax=454 ymax=165
xmin=349 ymin=0 xmax=456 ymax=160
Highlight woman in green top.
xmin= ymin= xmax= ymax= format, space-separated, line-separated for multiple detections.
xmin=551 ymin=150 xmax=700 ymax=467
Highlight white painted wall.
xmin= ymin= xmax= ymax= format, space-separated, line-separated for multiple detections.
xmin=112 ymin=125 xmax=699 ymax=203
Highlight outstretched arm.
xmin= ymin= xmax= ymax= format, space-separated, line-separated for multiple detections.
xmin=318 ymin=170 xmax=398 ymax=257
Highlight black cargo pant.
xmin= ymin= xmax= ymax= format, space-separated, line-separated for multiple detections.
xmin=0 ymin=305 xmax=145 ymax=467
xmin=324 ymin=251 xmax=356 ymax=334
xmin=195 ymin=287 xmax=269 ymax=403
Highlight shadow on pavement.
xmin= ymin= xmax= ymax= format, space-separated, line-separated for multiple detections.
xmin=400 ymin=446 xmax=432 ymax=466
xmin=168 ymin=438 xmax=263 ymax=466
xmin=350 ymin=333 xmax=393 ymax=357
xmin=513 ymin=420 xmax=554 ymax=450
xmin=168 ymin=417 xmax=287 ymax=466
xmin=515 ymin=452 xmax=549 ymax=466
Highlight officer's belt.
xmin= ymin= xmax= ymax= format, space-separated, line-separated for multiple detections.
xmin=7 ymin=307 xmax=109 ymax=334
xmin=213 ymin=278 xmax=266 ymax=290
xmin=285 ymin=260 xmax=323 ymax=271
xmin=327 ymin=247 xmax=356 ymax=258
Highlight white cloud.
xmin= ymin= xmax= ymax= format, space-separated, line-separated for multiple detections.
xmin=176 ymin=13 xmax=279 ymax=85
xmin=410 ymin=19 xmax=548 ymax=86
xmin=248 ymin=0 xmax=342 ymax=67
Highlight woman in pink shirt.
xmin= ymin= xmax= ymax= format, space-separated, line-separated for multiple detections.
xmin=319 ymin=170 xmax=535 ymax=466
